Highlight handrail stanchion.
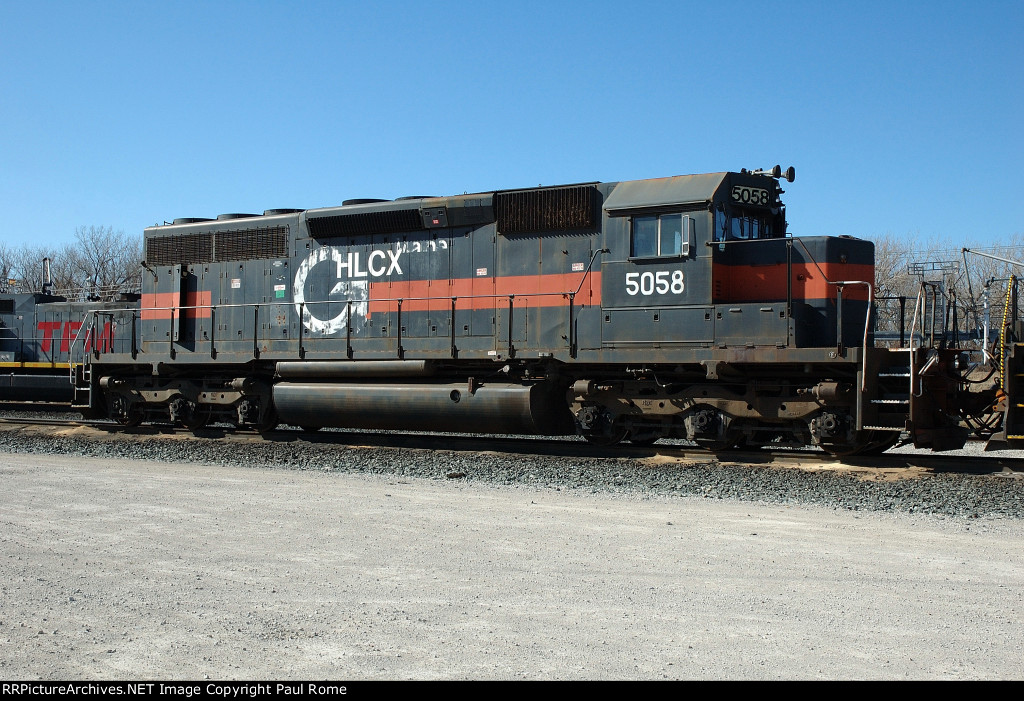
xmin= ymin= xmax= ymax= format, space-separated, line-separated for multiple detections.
xmin=568 ymin=292 xmax=576 ymax=359
xmin=397 ymin=299 xmax=404 ymax=359
xmin=450 ymin=298 xmax=458 ymax=359
xmin=346 ymin=301 xmax=353 ymax=359
xmin=836 ymin=285 xmax=844 ymax=355
xmin=507 ymin=295 xmax=515 ymax=358
xmin=253 ymin=306 xmax=260 ymax=359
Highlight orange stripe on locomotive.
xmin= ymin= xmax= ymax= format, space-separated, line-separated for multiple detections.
xmin=367 ymin=271 xmax=602 ymax=316
xmin=140 ymin=291 xmax=213 ymax=320
xmin=712 ymin=262 xmax=874 ymax=304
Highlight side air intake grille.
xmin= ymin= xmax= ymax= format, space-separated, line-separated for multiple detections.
xmin=214 ymin=227 xmax=290 ymax=262
xmin=145 ymin=226 xmax=289 ymax=266
xmin=146 ymin=233 xmax=213 ymax=266
xmin=496 ymin=185 xmax=599 ymax=234
xmin=307 ymin=209 xmax=424 ymax=238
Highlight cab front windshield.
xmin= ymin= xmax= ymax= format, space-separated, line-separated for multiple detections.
xmin=714 ymin=208 xmax=776 ymax=241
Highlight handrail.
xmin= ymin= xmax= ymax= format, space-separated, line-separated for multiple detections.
xmin=908 ymin=285 xmax=925 ymax=398
xmin=137 ymin=287 xmax=584 ymax=315
xmin=907 ymin=281 xmax=946 ymax=397
xmin=574 ymin=248 xmax=609 ymax=296
xmin=65 ymin=311 xmax=95 ymax=384
xmin=126 ymin=281 xmax=593 ymax=360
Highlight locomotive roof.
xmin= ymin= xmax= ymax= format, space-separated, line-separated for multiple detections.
xmin=602 ymin=172 xmax=729 ymax=213
xmin=147 ymin=170 xmax=760 ymax=235
xmin=304 ymin=171 xmax=735 ymax=217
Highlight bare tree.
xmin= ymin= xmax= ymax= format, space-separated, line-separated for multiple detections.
xmin=67 ymin=226 xmax=142 ymax=299
xmin=958 ymin=233 xmax=1024 ymax=350
xmin=6 ymin=244 xmax=61 ymax=293
xmin=871 ymin=230 xmax=1024 ymax=352
xmin=872 ymin=233 xmax=929 ymax=340
xmin=1 ymin=227 xmax=141 ymax=300
xmin=0 ymin=242 xmax=15 ymax=292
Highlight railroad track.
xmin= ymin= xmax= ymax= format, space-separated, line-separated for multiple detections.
xmin=2 ymin=413 xmax=1020 ymax=480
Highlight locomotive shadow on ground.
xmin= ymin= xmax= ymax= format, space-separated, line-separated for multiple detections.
xmin=261 ymin=427 xmax=643 ymax=462
xmin=259 ymin=427 xmax=1022 ymax=478
xmin=836 ymin=452 xmax=1024 ymax=477
xmin=75 ymin=416 xmax=1020 ymax=478
xmin=93 ymin=423 xmax=230 ymax=439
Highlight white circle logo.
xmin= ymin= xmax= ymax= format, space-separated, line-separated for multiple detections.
xmin=292 ymin=246 xmax=368 ymax=336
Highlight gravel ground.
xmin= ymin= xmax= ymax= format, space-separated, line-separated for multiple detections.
xmin=0 ymin=421 xmax=1022 ymax=680
xmin=0 ymin=422 xmax=1021 ymax=519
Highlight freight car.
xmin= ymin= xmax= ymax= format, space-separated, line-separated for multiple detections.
xmin=1 ymin=168 xmax=1009 ymax=454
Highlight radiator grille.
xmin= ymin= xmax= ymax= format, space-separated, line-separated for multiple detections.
xmin=146 ymin=233 xmax=213 ymax=266
xmin=307 ymin=209 xmax=423 ymax=238
xmin=496 ymin=185 xmax=598 ymax=234
xmin=145 ymin=226 xmax=289 ymax=266
xmin=214 ymin=227 xmax=290 ymax=262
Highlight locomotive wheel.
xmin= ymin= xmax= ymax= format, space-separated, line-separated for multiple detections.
xmin=182 ymin=406 xmax=211 ymax=432
xmin=109 ymin=394 xmax=143 ymax=427
xmin=117 ymin=410 xmax=143 ymax=427
xmin=820 ymin=445 xmax=860 ymax=458
xmin=576 ymin=405 xmax=628 ymax=446
xmin=731 ymin=429 xmax=789 ymax=450
xmin=628 ymin=436 xmax=660 ymax=446
xmin=627 ymin=431 xmax=660 ymax=446
xmin=820 ymin=430 xmax=901 ymax=457
xmin=257 ymin=406 xmax=279 ymax=434
xmin=582 ymin=428 xmax=629 ymax=447
xmin=694 ymin=439 xmax=740 ymax=452
xmin=851 ymin=431 xmax=901 ymax=456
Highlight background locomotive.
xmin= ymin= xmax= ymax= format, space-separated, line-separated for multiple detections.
xmin=1 ymin=168 xmax=1012 ymax=455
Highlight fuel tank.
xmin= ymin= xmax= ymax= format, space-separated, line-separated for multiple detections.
xmin=273 ymin=381 xmax=574 ymax=435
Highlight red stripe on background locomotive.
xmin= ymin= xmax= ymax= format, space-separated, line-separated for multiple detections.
xmin=36 ymin=320 xmax=116 ymax=353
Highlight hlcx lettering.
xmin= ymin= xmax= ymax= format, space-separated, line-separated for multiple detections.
xmin=36 ymin=321 xmax=114 ymax=353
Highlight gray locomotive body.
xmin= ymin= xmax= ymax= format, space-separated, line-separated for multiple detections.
xmin=75 ymin=170 xmax=972 ymax=454
xmin=0 ymin=293 xmax=136 ymax=403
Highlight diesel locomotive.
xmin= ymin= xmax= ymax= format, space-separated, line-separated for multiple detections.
xmin=1 ymin=167 xmax=1012 ymax=454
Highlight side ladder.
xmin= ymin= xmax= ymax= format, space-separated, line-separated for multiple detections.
xmin=861 ymin=347 xmax=912 ymax=433
xmin=68 ymin=316 xmax=95 ymax=411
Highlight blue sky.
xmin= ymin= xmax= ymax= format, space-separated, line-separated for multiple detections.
xmin=1 ymin=0 xmax=1021 ymax=250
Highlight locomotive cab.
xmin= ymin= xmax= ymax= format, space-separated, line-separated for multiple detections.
xmin=599 ymin=170 xmax=871 ymax=352
xmin=584 ymin=169 xmax=888 ymax=452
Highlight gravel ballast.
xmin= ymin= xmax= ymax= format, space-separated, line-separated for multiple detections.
xmin=0 ymin=424 xmax=1021 ymax=519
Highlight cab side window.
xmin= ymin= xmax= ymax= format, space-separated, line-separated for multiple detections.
xmin=633 ymin=216 xmax=658 ymax=257
xmin=632 ymin=213 xmax=683 ymax=257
